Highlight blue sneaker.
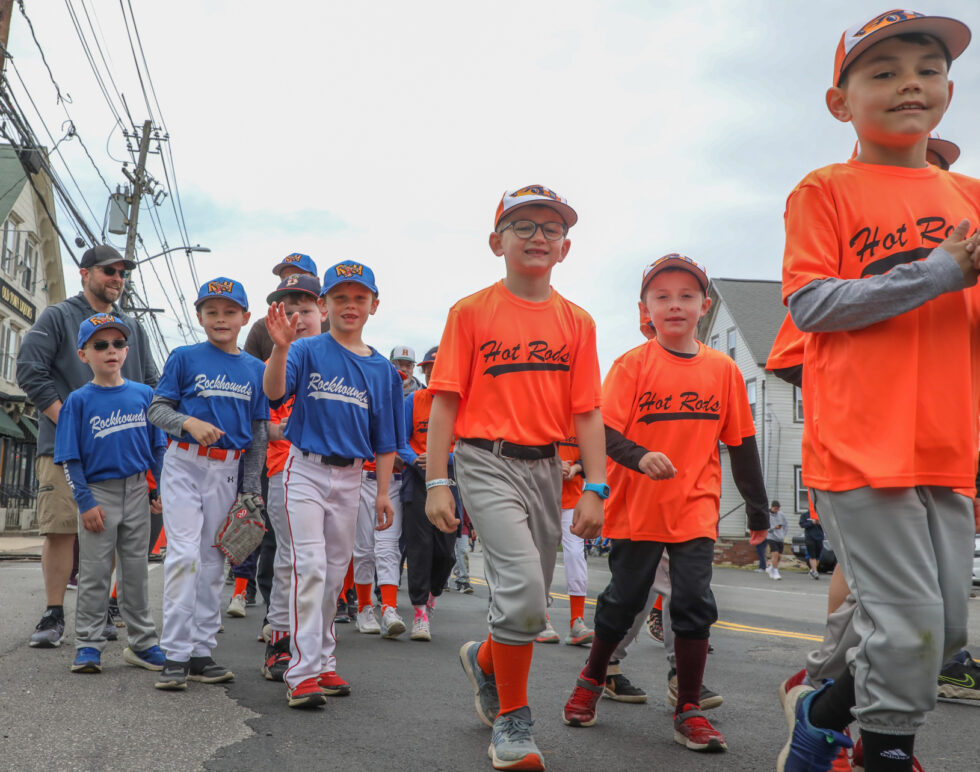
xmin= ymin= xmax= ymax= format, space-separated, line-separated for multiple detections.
xmin=777 ymin=682 xmax=853 ymax=771
xmin=488 ymin=706 xmax=544 ymax=771
xmin=124 ymin=645 xmax=166 ymax=671
xmin=71 ymin=647 xmax=102 ymax=674
xmin=459 ymin=640 xmax=499 ymax=728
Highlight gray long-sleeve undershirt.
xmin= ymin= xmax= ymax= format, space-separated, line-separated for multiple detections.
xmin=787 ymin=247 xmax=967 ymax=332
xmin=147 ymin=395 xmax=268 ymax=494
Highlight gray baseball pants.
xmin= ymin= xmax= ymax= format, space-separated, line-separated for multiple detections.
xmin=75 ymin=473 xmax=158 ymax=652
xmin=454 ymin=441 xmax=562 ymax=646
xmin=812 ymin=486 xmax=973 ymax=735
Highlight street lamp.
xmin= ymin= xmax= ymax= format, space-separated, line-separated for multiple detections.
xmin=134 ymin=245 xmax=211 ymax=265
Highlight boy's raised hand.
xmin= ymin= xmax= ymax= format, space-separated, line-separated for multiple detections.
xmin=266 ymin=302 xmax=300 ymax=347
xmin=638 ymin=451 xmax=677 ymax=481
xmin=81 ymin=504 xmax=107 ymax=533
xmin=426 ymin=485 xmax=459 ymax=533
xmin=938 ymin=219 xmax=979 ymax=286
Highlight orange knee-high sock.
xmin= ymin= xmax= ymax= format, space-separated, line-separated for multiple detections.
xmin=380 ymin=584 xmax=398 ymax=610
xmin=477 ymin=633 xmax=494 ymax=675
xmin=653 ymin=594 xmax=663 ymax=611
xmin=355 ymin=583 xmax=374 ymax=611
xmin=111 ymin=582 xmax=118 ymax=600
xmin=491 ymin=639 xmax=534 ymax=715
xmin=234 ymin=577 xmax=249 ymax=596
xmin=569 ymin=595 xmax=585 ymax=623
xmin=342 ymin=560 xmax=355 ymax=595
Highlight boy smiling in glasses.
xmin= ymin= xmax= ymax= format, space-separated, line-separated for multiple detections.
xmin=425 ymin=186 xmax=605 ymax=771
xmin=54 ymin=314 xmax=168 ymax=674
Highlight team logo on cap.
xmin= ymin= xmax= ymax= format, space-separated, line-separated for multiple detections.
xmin=90 ymin=314 xmax=119 ymax=326
xmin=283 ymin=253 xmax=304 ymax=263
xmin=335 ymin=263 xmax=364 ymax=278
xmin=284 ymin=274 xmax=300 ymax=287
xmin=512 ymin=185 xmax=560 ymax=201
xmin=208 ymin=280 xmax=235 ymax=294
xmin=854 ymin=9 xmax=923 ymax=38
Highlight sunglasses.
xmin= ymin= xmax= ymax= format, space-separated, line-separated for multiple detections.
xmin=96 ymin=265 xmax=130 ymax=278
xmin=90 ymin=339 xmax=127 ymax=351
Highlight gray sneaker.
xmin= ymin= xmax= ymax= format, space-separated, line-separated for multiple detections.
xmin=29 ymin=609 xmax=65 ymax=648
xmin=459 ymin=640 xmax=499 ymax=728
xmin=155 ymin=659 xmax=190 ymax=691
xmin=488 ymin=706 xmax=544 ymax=771
xmin=187 ymin=656 xmax=234 ymax=683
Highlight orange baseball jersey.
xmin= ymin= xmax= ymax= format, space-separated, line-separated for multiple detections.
xmin=766 ymin=312 xmax=805 ymax=371
xmin=601 ymin=340 xmax=756 ymax=542
xmin=557 ymin=432 xmax=583 ymax=510
xmin=266 ymin=397 xmax=294 ymax=477
xmin=429 ymin=281 xmax=602 ymax=445
xmin=783 ymin=162 xmax=980 ymax=492
xmin=408 ymin=388 xmax=434 ymax=457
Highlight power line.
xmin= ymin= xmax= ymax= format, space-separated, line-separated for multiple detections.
xmin=15 ymin=0 xmax=68 ymax=105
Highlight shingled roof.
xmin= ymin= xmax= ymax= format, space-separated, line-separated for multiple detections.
xmin=702 ymin=278 xmax=787 ymax=367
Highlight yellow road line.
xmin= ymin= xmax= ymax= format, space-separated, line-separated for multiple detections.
xmin=469 ymin=577 xmax=823 ymax=643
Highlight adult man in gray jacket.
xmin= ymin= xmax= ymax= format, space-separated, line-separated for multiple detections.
xmin=17 ymin=245 xmax=159 ymax=648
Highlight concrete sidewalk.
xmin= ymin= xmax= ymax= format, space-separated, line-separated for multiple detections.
xmin=0 ymin=534 xmax=43 ymax=557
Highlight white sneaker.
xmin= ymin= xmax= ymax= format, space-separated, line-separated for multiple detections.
xmin=565 ymin=617 xmax=594 ymax=647
xmin=356 ymin=606 xmax=381 ymax=634
xmin=410 ymin=613 xmax=431 ymax=641
xmin=765 ymin=565 xmax=774 ymax=578
xmin=380 ymin=606 xmax=406 ymax=639
xmin=227 ymin=593 xmax=246 ymax=618
xmin=535 ymin=617 xmax=560 ymax=644
xmin=772 ymin=567 xmax=782 ymax=580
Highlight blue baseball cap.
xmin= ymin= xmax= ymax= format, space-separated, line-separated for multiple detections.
xmin=77 ymin=313 xmax=131 ymax=349
xmin=321 ymin=261 xmax=379 ymax=296
xmin=194 ymin=277 xmax=249 ymax=310
xmin=272 ymin=252 xmax=318 ymax=277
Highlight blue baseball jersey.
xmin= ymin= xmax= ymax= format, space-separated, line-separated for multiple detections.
xmin=54 ymin=380 xmax=167 ymax=483
xmin=278 ymin=333 xmax=405 ymax=459
xmin=155 ymin=341 xmax=269 ymax=449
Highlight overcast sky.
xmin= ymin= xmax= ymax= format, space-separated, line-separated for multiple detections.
xmin=7 ymin=1 xmax=980 ymax=372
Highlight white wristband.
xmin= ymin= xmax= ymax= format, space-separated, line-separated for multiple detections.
xmin=425 ymin=478 xmax=457 ymax=490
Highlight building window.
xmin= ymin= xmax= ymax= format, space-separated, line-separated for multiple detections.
xmin=726 ymin=328 xmax=736 ymax=360
xmin=746 ymin=378 xmax=757 ymax=420
xmin=793 ymin=386 xmax=804 ymax=422
xmin=795 ymin=466 xmax=809 ymax=513
xmin=710 ymin=334 xmax=720 ymax=351
xmin=21 ymin=238 xmax=37 ymax=291
xmin=1 ymin=217 xmax=21 ymax=276
xmin=0 ymin=324 xmax=19 ymax=381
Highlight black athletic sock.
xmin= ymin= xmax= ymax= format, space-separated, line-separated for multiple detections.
xmin=860 ymin=730 xmax=915 ymax=771
xmin=580 ymin=634 xmax=619 ymax=684
xmin=45 ymin=604 xmax=64 ymax=617
xmin=808 ymin=668 xmax=856 ymax=732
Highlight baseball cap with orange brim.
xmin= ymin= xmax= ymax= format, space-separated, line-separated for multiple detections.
xmin=849 ymin=131 xmax=961 ymax=167
xmin=494 ymin=185 xmax=578 ymax=230
xmin=833 ymin=10 xmax=971 ymax=86
xmin=640 ymin=254 xmax=709 ymax=298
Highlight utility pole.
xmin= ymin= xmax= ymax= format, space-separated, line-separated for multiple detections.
xmin=0 ymin=0 xmax=13 ymax=78
xmin=123 ymin=120 xmax=152 ymax=267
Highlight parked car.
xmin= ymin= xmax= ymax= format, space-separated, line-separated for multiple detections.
xmin=790 ymin=535 xmax=837 ymax=573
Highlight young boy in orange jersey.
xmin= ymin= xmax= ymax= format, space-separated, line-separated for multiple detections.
xmin=399 ymin=345 xmax=462 ymax=641
xmin=777 ymin=11 xmax=980 ymax=772
xmin=258 ymin=273 xmax=325 ymax=682
xmin=560 ymin=254 xmax=769 ymax=754
xmin=425 ymin=186 xmax=606 ymax=771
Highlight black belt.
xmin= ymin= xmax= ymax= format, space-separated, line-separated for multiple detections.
xmin=302 ymin=451 xmax=355 ymax=467
xmin=365 ymin=470 xmax=402 ymax=481
xmin=462 ymin=438 xmax=556 ymax=461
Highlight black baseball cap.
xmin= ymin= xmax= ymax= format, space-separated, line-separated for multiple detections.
xmin=266 ymin=273 xmax=322 ymax=305
xmin=419 ymin=346 xmax=438 ymax=366
xmin=80 ymin=244 xmax=136 ymax=270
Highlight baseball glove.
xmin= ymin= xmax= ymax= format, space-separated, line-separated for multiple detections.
xmin=214 ymin=492 xmax=267 ymax=565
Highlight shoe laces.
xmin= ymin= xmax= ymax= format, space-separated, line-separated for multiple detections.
xmin=37 ymin=611 xmax=63 ymax=630
xmin=497 ymin=710 xmax=534 ymax=741
xmin=567 ymin=678 xmax=601 ymax=711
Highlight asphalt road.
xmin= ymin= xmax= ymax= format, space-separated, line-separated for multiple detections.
xmin=1 ymin=548 xmax=977 ymax=771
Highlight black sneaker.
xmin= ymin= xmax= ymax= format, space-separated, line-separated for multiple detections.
xmin=938 ymin=649 xmax=980 ymax=700
xmin=155 ymin=659 xmax=190 ymax=690
xmin=188 ymin=656 xmax=235 ymax=684
xmin=604 ymin=672 xmax=648 ymax=703
xmin=108 ymin=599 xmax=125 ymax=628
xmin=336 ymin=598 xmax=350 ymax=623
xmin=667 ymin=668 xmax=723 ymax=710
xmin=345 ymin=589 xmax=358 ymax=623
xmin=261 ymin=636 xmax=291 ymax=682
xmin=103 ymin=617 xmax=119 ymax=642
xmin=29 ymin=608 xmax=65 ymax=648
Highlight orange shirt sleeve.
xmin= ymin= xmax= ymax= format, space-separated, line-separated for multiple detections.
xmin=719 ymin=361 xmax=756 ymax=447
xmin=569 ymin=315 xmax=602 ymax=415
xmin=428 ymin=304 xmax=473 ymax=398
xmin=782 ymin=177 xmax=842 ymax=302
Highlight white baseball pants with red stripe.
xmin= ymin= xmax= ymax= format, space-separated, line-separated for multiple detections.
xmin=353 ymin=471 xmax=403 ymax=587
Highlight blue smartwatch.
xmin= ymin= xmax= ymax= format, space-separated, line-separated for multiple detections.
xmin=582 ymin=482 xmax=610 ymax=500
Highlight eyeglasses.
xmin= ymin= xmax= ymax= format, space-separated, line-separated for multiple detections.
xmin=90 ymin=339 xmax=127 ymax=351
xmin=499 ymin=220 xmax=567 ymax=242
xmin=96 ymin=265 xmax=130 ymax=278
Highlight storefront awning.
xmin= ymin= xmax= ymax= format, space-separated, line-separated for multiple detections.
xmin=18 ymin=415 xmax=37 ymax=442
xmin=0 ymin=409 xmax=24 ymax=440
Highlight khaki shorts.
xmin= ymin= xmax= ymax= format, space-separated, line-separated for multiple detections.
xmin=36 ymin=455 xmax=77 ymax=535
